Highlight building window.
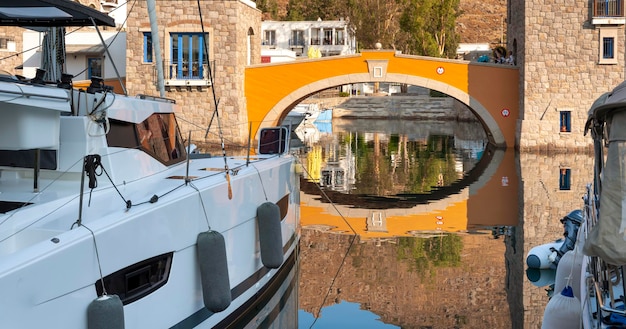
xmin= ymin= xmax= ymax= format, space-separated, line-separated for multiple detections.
xmin=263 ymin=30 xmax=275 ymax=46
xmin=603 ymin=37 xmax=614 ymax=59
xmin=143 ymin=32 xmax=153 ymax=63
xmin=560 ymin=111 xmax=571 ymax=132
xmin=170 ymin=32 xmax=206 ymax=80
xmin=290 ymin=30 xmax=304 ymax=47
xmin=323 ymin=30 xmax=332 ymax=45
xmin=0 ymin=37 xmax=14 ymax=51
xmin=87 ymin=57 xmax=103 ymax=78
xmin=335 ymin=29 xmax=345 ymax=45
xmin=559 ymin=168 xmax=571 ymax=190
xmin=310 ymin=28 xmax=320 ymax=45
xmin=599 ymin=27 xmax=618 ymax=64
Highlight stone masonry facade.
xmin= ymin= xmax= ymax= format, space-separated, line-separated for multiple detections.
xmin=125 ymin=0 xmax=261 ymax=147
xmin=508 ymin=0 xmax=625 ymax=151
xmin=0 ymin=27 xmax=23 ymax=78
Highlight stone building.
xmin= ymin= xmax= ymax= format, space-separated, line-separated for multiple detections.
xmin=508 ymin=0 xmax=625 ymax=151
xmin=125 ymin=0 xmax=262 ymax=147
xmin=0 ymin=27 xmax=22 ymax=77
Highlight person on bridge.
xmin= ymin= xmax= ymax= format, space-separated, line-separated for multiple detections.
xmin=505 ymin=51 xmax=515 ymax=65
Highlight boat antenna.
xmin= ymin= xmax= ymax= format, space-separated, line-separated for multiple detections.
xmin=197 ymin=0 xmax=232 ymax=199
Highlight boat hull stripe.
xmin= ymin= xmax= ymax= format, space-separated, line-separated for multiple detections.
xmin=169 ymin=234 xmax=297 ymax=329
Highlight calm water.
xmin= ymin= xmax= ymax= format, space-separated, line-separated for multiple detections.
xmin=292 ymin=116 xmax=593 ymax=329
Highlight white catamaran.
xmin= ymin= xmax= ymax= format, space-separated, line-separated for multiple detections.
xmin=0 ymin=1 xmax=300 ymax=328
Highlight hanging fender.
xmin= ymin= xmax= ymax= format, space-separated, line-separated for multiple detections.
xmin=196 ymin=230 xmax=231 ymax=312
xmin=257 ymin=202 xmax=283 ymax=269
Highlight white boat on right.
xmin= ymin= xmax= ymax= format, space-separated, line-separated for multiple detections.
xmin=545 ymin=80 xmax=626 ymax=328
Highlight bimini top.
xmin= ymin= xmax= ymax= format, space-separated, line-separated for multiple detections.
xmin=585 ymin=80 xmax=626 ymax=135
xmin=0 ymin=0 xmax=115 ymax=27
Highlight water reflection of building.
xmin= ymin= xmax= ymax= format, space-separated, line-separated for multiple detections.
xmin=299 ymin=229 xmax=511 ymax=328
xmin=319 ymin=133 xmax=356 ymax=193
xmin=516 ymin=152 xmax=594 ymax=328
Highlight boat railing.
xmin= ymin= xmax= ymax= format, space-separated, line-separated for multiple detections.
xmin=583 ymin=183 xmax=626 ymax=322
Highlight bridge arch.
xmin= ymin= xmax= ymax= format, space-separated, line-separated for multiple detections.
xmin=269 ymin=74 xmax=503 ymax=146
xmin=245 ymin=51 xmax=518 ymax=148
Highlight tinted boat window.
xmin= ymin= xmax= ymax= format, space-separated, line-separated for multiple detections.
xmin=107 ymin=113 xmax=187 ymax=165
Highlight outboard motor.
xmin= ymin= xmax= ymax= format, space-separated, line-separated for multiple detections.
xmin=552 ymin=209 xmax=583 ymax=265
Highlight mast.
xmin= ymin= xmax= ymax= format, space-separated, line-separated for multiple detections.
xmin=147 ymin=0 xmax=165 ymax=97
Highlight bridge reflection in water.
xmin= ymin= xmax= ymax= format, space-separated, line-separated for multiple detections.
xmin=296 ymin=118 xmax=593 ymax=328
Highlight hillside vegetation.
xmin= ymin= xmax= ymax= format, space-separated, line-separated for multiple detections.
xmin=256 ymin=0 xmax=507 ymax=55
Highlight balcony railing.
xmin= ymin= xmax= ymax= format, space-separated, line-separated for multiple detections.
xmin=289 ymin=39 xmax=305 ymax=47
xmin=594 ymin=0 xmax=624 ymax=17
xmin=154 ymin=60 xmax=215 ymax=87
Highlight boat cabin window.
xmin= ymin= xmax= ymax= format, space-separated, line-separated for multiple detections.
xmin=258 ymin=127 xmax=288 ymax=154
xmin=0 ymin=149 xmax=57 ymax=170
xmin=106 ymin=113 xmax=187 ymax=165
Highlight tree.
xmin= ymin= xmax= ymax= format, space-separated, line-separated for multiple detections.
xmin=256 ymin=0 xmax=281 ymax=20
xmin=345 ymin=0 xmax=404 ymax=50
xmin=399 ymin=0 xmax=460 ymax=57
xmin=259 ymin=0 xmax=460 ymax=57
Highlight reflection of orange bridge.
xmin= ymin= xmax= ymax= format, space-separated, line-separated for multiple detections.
xmin=245 ymin=50 xmax=519 ymax=148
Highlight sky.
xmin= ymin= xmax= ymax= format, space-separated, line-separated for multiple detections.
xmin=299 ymin=300 xmax=400 ymax=329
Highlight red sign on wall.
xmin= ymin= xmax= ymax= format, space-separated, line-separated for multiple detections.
xmin=261 ymin=56 xmax=271 ymax=63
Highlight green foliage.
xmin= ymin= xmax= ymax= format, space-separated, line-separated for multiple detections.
xmin=399 ymin=0 xmax=460 ymax=57
xmin=397 ymin=235 xmax=463 ymax=278
xmin=259 ymin=0 xmax=460 ymax=57
xmin=342 ymin=131 xmax=458 ymax=195
xmin=257 ymin=0 xmax=280 ymax=20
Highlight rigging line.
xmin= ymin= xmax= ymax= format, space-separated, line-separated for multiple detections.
xmin=196 ymin=0 xmax=232 ymax=199
xmin=81 ymin=223 xmax=108 ymax=296
xmin=294 ymin=156 xmax=358 ymax=329
xmin=188 ymin=182 xmax=212 ymax=231
xmin=0 ymin=195 xmax=78 ymax=244
xmin=0 ymin=155 xmax=84 ymax=229
xmin=295 ymin=155 xmax=358 ymax=234
xmin=196 ymin=0 xmax=220 ymax=137
xmin=309 ymin=235 xmax=357 ymax=329
xmin=89 ymin=17 xmax=127 ymax=95
xmin=251 ymin=163 xmax=270 ymax=201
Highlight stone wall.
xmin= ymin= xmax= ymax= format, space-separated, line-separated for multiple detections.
xmin=0 ymin=27 xmax=23 ymax=77
xmin=516 ymin=151 xmax=593 ymax=328
xmin=508 ymin=0 xmax=625 ymax=151
xmin=333 ymin=96 xmax=475 ymax=121
xmin=125 ymin=0 xmax=261 ymax=147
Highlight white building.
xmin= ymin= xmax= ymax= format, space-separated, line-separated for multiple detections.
xmin=261 ymin=18 xmax=356 ymax=61
xmin=22 ymin=28 xmax=126 ymax=83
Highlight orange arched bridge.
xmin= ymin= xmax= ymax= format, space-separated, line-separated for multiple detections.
xmin=245 ymin=50 xmax=519 ymax=148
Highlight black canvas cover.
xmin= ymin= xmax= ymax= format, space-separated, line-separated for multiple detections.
xmin=0 ymin=0 xmax=115 ymax=27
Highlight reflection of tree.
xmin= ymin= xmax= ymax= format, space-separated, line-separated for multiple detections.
xmin=397 ymin=235 xmax=463 ymax=278
xmin=345 ymin=132 xmax=458 ymax=196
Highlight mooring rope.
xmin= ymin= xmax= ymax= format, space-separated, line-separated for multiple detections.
xmin=295 ymin=155 xmax=357 ymax=329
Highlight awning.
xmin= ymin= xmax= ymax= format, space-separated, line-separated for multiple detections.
xmin=0 ymin=0 xmax=115 ymax=27
xmin=65 ymin=44 xmax=105 ymax=54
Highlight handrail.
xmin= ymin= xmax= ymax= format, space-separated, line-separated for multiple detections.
xmin=593 ymin=0 xmax=624 ymax=17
